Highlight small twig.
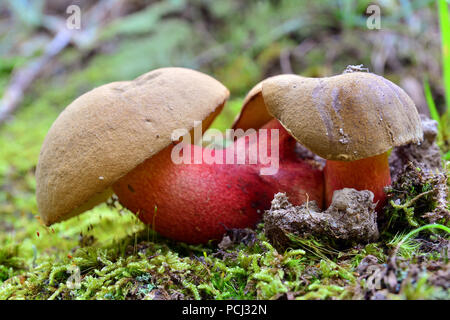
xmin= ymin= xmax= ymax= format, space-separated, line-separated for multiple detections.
xmin=280 ymin=49 xmax=293 ymax=74
xmin=390 ymin=189 xmax=434 ymax=227
xmin=291 ymin=39 xmax=316 ymax=58
xmin=192 ymin=43 xmax=230 ymax=69
xmin=342 ymin=64 xmax=370 ymax=74
xmin=0 ymin=0 xmax=122 ymax=125
xmin=0 ymin=29 xmax=72 ymax=123
xmin=400 ymin=190 xmax=434 ymax=208
xmin=304 ymin=193 xmax=320 ymax=224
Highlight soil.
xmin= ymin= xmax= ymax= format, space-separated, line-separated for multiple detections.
xmin=387 ymin=115 xmax=449 ymax=225
xmin=356 ymin=251 xmax=450 ymax=299
xmin=389 ymin=115 xmax=442 ymax=182
xmin=264 ymin=188 xmax=379 ymax=251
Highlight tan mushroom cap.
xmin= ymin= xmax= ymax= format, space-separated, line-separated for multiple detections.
xmin=36 ymin=67 xmax=229 ymax=226
xmin=232 ymin=75 xmax=299 ymax=131
xmin=232 ymin=80 xmax=271 ymax=131
xmin=260 ymin=72 xmax=423 ymax=161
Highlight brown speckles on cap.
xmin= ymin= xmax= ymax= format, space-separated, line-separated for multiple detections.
xmin=261 ymin=72 xmax=423 ymax=161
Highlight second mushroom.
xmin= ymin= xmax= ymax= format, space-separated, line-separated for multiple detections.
xmin=236 ymin=71 xmax=423 ymax=212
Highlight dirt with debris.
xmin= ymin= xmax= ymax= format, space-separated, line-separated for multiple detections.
xmin=264 ymin=188 xmax=379 ymax=251
xmin=356 ymin=250 xmax=450 ymax=300
xmin=218 ymin=227 xmax=257 ymax=250
xmin=389 ymin=115 xmax=443 ymax=182
xmin=385 ymin=162 xmax=449 ymax=226
xmin=384 ymin=114 xmax=448 ymax=228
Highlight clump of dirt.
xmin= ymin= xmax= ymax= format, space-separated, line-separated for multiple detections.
xmin=384 ymin=162 xmax=449 ymax=230
xmin=263 ymin=188 xmax=379 ymax=251
xmin=214 ymin=227 xmax=259 ymax=261
xmin=389 ymin=115 xmax=442 ymax=182
xmin=217 ymin=227 xmax=257 ymax=250
xmin=384 ymin=114 xmax=449 ymax=230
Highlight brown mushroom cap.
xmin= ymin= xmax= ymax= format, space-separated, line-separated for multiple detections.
xmin=257 ymin=72 xmax=423 ymax=161
xmin=36 ymin=67 xmax=229 ymax=226
xmin=232 ymin=80 xmax=270 ymax=131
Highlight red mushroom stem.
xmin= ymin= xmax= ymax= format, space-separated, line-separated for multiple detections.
xmin=112 ymin=119 xmax=323 ymax=243
xmin=324 ymin=152 xmax=391 ymax=212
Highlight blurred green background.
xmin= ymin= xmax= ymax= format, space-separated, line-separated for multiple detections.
xmin=0 ymin=0 xmax=449 ymax=299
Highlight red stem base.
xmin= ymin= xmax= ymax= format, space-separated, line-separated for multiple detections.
xmin=112 ymin=119 xmax=324 ymax=244
xmin=324 ymin=152 xmax=391 ymax=212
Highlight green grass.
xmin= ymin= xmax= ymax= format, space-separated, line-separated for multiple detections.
xmin=397 ymin=224 xmax=450 ymax=246
xmin=388 ymin=224 xmax=450 ymax=260
xmin=439 ymin=0 xmax=450 ymax=111
xmin=422 ymin=1 xmax=450 ymax=160
xmin=437 ymin=0 xmax=450 ymax=160
xmin=388 ymin=233 xmax=422 ymax=259
xmin=424 ymin=78 xmax=441 ymax=126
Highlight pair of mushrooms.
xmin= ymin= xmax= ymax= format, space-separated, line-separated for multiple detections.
xmin=36 ymin=67 xmax=422 ymax=244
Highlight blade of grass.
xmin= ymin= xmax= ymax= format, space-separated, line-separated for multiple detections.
xmin=392 ymin=224 xmax=450 ymax=265
xmin=400 ymin=224 xmax=450 ymax=246
xmin=438 ymin=0 xmax=450 ymax=111
xmin=438 ymin=0 xmax=450 ymax=149
xmin=423 ymin=77 xmax=441 ymax=126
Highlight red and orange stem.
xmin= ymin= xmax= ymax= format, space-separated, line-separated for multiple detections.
xmin=324 ymin=152 xmax=391 ymax=212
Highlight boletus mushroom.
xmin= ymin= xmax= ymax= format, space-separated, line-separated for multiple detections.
xmin=236 ymin=70 xmax=423 ymax=211
xmin=36 ymin=67 xmax=323 ymax=244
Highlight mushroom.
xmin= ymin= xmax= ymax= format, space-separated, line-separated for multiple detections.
xmin=36 ymin=68 xmax=228 ymax=226
xmin=36 ymin=67 xmax=323 ymax=244
xmin=234 ymin=71 xmax=423 ymax=211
